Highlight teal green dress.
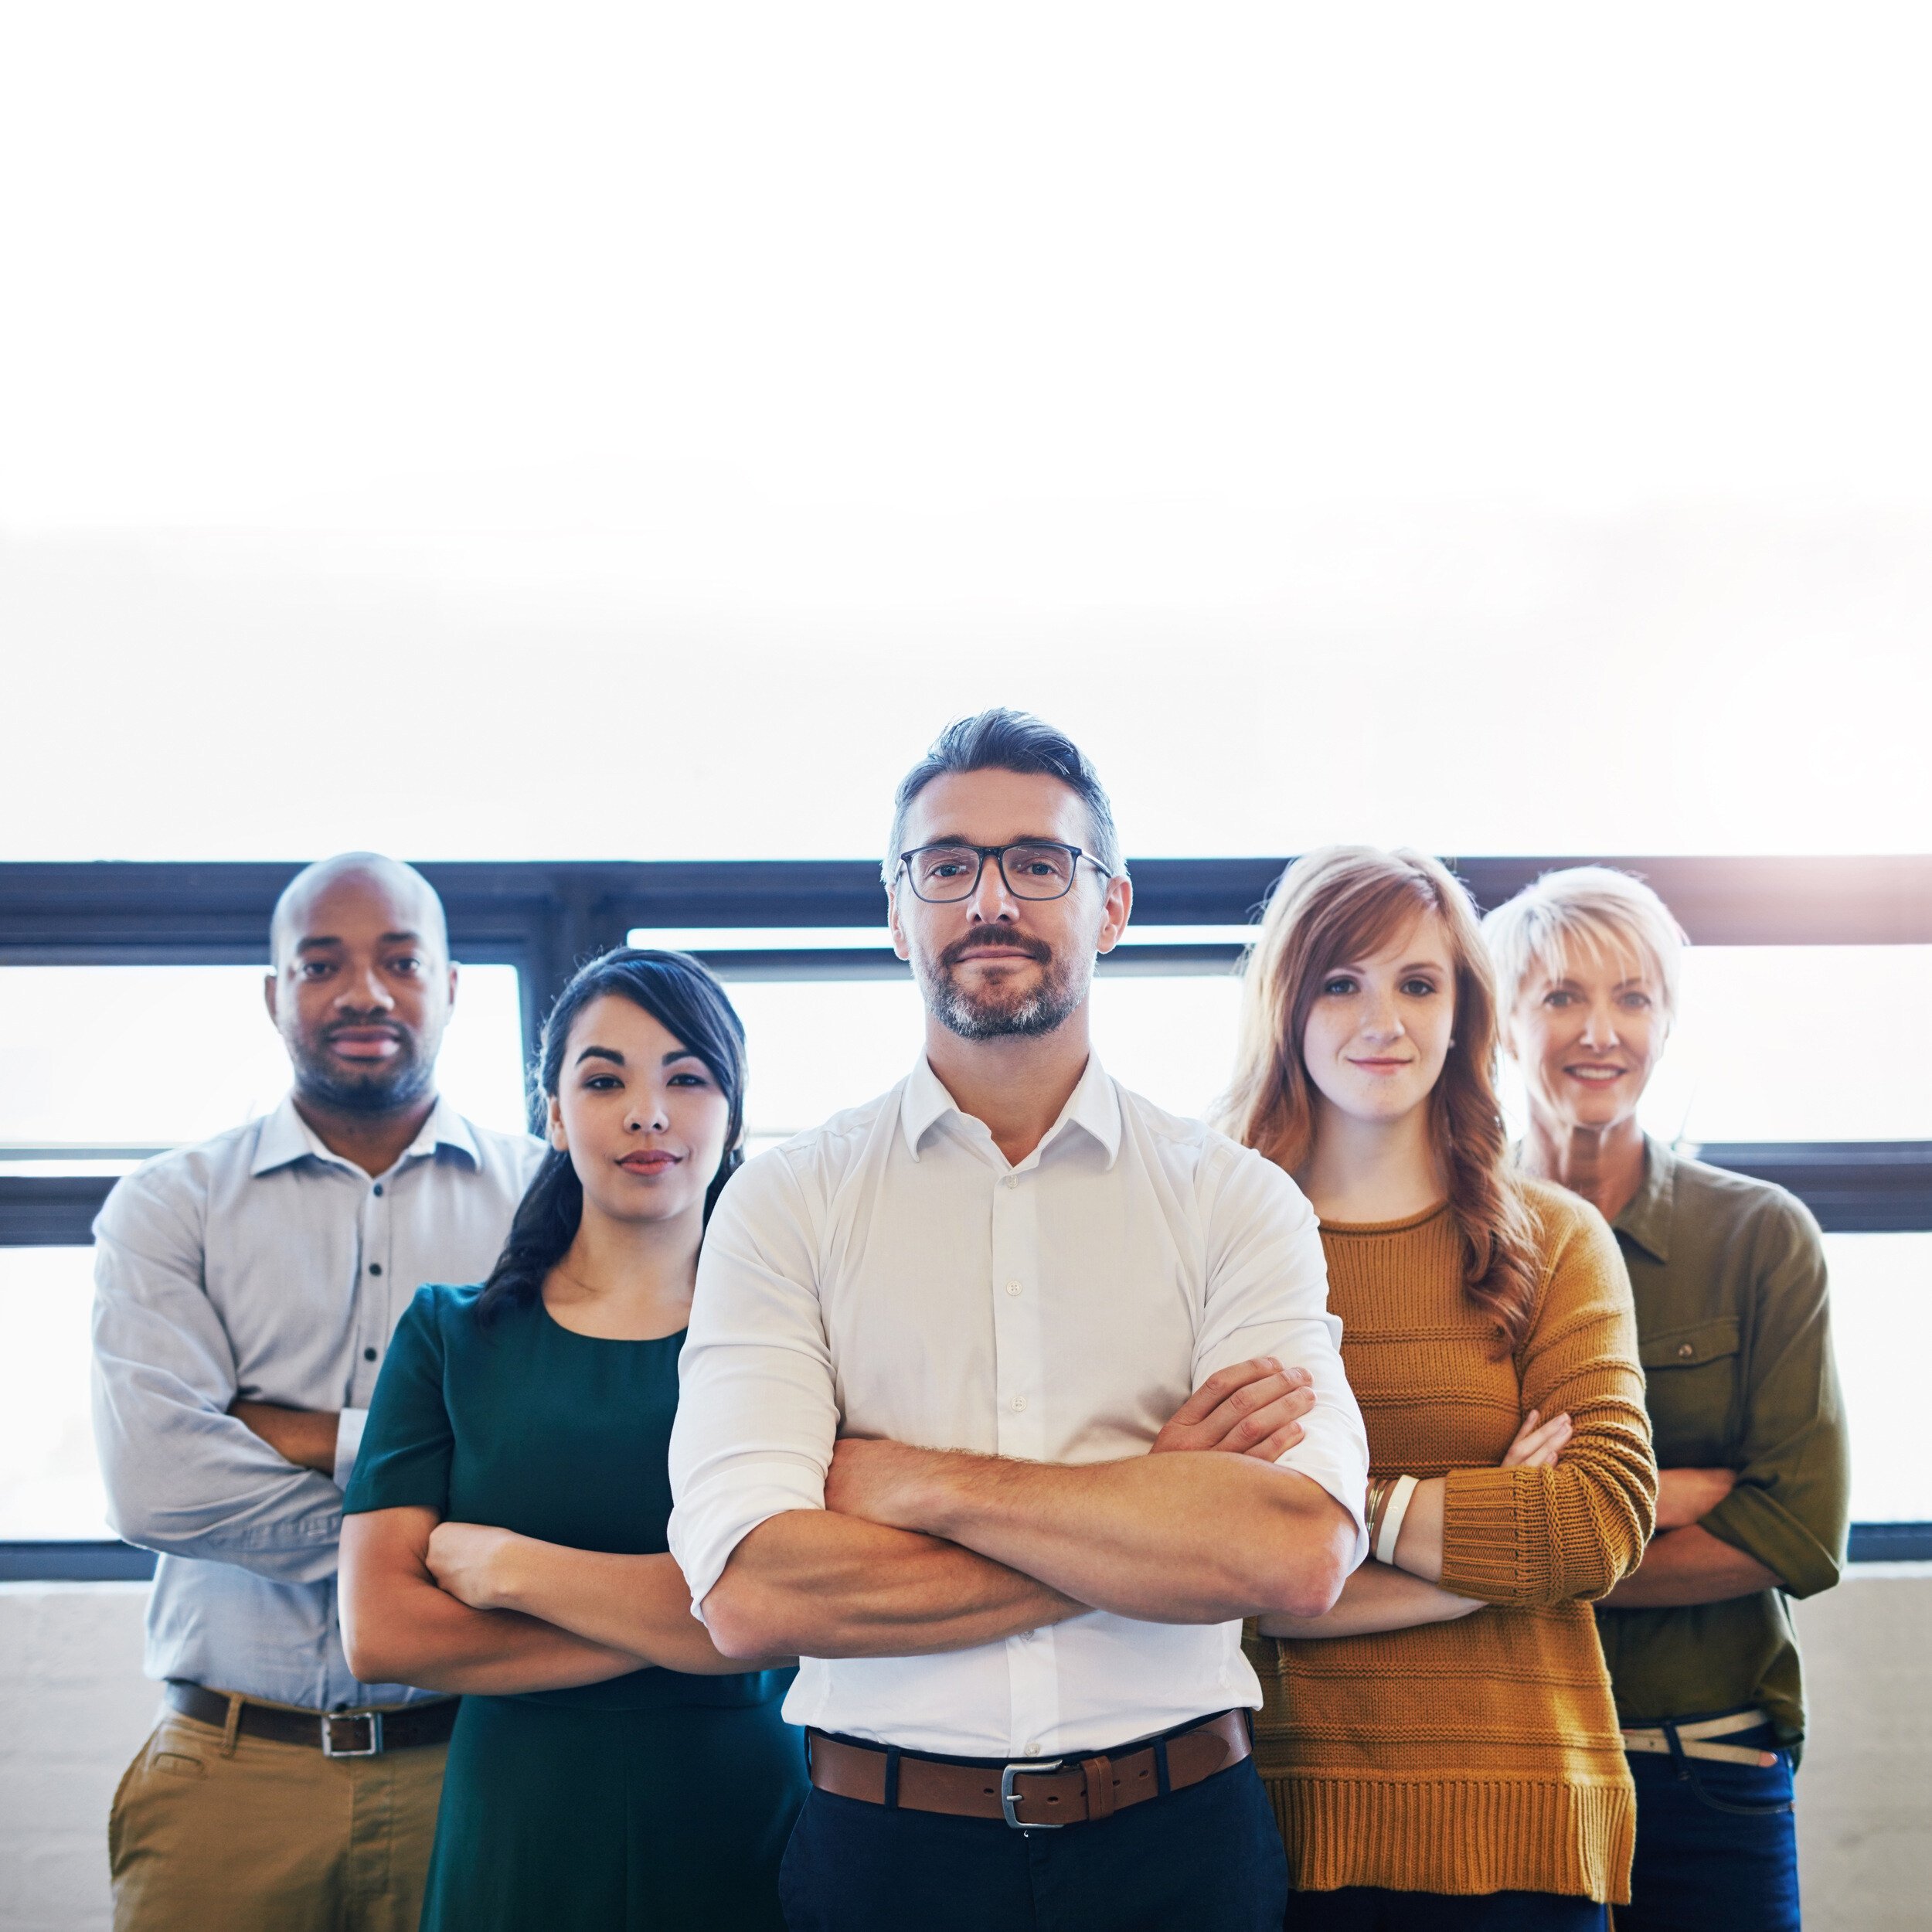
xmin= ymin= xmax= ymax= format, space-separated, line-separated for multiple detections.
xmin=343 ymin=1283 xmax=804 ymax=1931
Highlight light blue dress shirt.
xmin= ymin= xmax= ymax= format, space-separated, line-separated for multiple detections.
xmin=90 ymin=1094 xmax=546 ymax=1711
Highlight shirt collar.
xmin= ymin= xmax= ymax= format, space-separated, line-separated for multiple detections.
xmin=1611 ymin=1134 xmax=1676 ymax=1263
xmin=899 ymin=1052 xmax=1124 ymax=1170
xmin=250 ymin=1092 xmax=481 ymax=1179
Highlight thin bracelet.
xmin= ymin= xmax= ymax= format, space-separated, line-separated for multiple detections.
xmin=1375 ymin=1473 xmax=1420 ymax=1566
xmin=1364 ymin=1476 xmax=1392 ymax=1552
xmin=1366 ymin=1477 xmax=1392 ymax=1556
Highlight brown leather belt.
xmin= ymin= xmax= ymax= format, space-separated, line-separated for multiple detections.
xmin=164 ymin=1681 xmax=458 ymax=1757
xmin=806 ymin=1710 xmax=1250 ymax=1829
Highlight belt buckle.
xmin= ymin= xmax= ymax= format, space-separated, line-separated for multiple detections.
xmin=999 ymin=1757 xmax=1065 ymax=1830
xmin=321 ymin=1711 xmax=384 ymax=1758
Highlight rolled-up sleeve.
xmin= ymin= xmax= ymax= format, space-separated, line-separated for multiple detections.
xmin=1196 ymin=1145 xmax=1372 ymax=1567
xmin=90 ymin=1170 xmax=345 ymax=1583
xmin=668 ymin=1151 xmax=842 ymax=1618
xmin=1699 ymin=1196 xmax=1848 ymax=1600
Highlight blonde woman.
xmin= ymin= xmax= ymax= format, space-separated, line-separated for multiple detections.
xmin=1485 ymin=869 xmax=1847 ymax=1932
xmin=1223 ymin=847 xmax=1656 ymax=1930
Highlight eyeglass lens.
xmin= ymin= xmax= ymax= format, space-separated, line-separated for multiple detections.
xmin=909 ymin=844 xmax=1078 ymax=901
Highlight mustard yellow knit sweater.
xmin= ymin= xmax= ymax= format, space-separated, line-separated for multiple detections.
xmin=1247 ymin=1182 xmax=1656 ymax=1903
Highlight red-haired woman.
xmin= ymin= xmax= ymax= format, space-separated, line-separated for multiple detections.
xmin=1221 ymin=846 xmax=1657 ymax=1930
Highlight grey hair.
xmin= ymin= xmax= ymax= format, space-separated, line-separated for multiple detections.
xmin=883 ymin=709 xmax=1123 ymax=888
xmin=1481 ymin=865 xmax=1689 ymax=1018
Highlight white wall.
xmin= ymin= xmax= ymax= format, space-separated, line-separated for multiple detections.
xmin=1784 ymin=1566 xmax=1932 ymax=1927
xmin=2 ymin=1573 xmax=1927 ymax=1931
xmin=0 ymin=1586 xmax=154 ymax=1932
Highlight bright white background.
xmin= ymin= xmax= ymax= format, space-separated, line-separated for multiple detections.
xmin=1 ymin=5 xmax=1926 ymax=1533
xmin=2 ymin=4 xmax=1930 ymax=864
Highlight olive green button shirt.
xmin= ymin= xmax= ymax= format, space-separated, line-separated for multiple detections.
xmin=1594 ymin=1136 xmax=1849 ymax=1753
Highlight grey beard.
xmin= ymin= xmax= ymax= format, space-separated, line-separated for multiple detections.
xmin=923 ymin=957 xmax=1090 ymax=1042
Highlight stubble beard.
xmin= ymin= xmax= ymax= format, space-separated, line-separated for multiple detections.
xmin=920 ymin=942 xmax=1091 ymax=1042
xmin=291 ymin=1032 xmax=437 ymax=1116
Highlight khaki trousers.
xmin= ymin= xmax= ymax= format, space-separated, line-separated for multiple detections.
xmin=108 ymin=1700 xmax=447 ymax=1932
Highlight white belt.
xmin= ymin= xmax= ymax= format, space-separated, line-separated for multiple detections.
xmin=1621 ymin=1708 xmax=1780 ymax=1768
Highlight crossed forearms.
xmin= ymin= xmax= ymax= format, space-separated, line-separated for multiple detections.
xmin=1599 ymin=1469 xmax=1784 ymax=1608
xmin=348 ymin=1587 xmax=643 ymax=1697
xmin=339 ymin=1514 xmax=648 ymax=1696
xmin=228 ymin=1399 xmax=340 ymax=1475
xmin=1599 ymin=1522 xmax=1781 ymax=1607
xmin=847 ymin=1440 xmax=1353 ymax=1621
xmin=702 ymin=1511 xmax=1082 ymax=1660
xmin=468 ymin=1541 xmax=794 ymax=1675
xmin=1259 ymin=1559 xmax=1482 ymax=1640
xmin=703 ymin=1444 xmax=1354 ymax=1659
xmin=351 ymin=1360 xmax=1345 ymax=1672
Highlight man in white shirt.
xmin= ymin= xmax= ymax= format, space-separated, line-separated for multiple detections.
xmin=93 ymin=853 xmax=545 ymax=1932
xmin=669 ymin=712 xmax=1370 ymax=1932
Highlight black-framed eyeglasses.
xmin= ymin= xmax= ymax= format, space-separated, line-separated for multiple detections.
xmin=896 ymin=841 xmax=1108 ymax=903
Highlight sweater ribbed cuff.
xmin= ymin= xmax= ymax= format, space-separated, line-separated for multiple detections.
xmin=1437 ymin=1465 xmax=1539 ymax=1602
xmin=1438 ymin=1463 xmax=1634 ymax=1607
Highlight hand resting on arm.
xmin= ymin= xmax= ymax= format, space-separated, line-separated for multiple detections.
xmin=1258 ymin=1407 xmax=1570 ymax=1641
xmin=825 ymin=1436 xmax=1352 ymax=1628
xmin=1600 ymin=1468 xmax=1782 ymax=1608
xmin=339 ymin=1506 xmax=652 ymax=1696
xmin=423 ymin=1522 xmax=794 ymax=1674
xmin=802 ymin=1355 xmax=1351 ymax=1637
xmin=701 ymin=1355 xmax=1330 ymax=1662
xmin=1148 ymin=1356 xmax=1321 ymax=1464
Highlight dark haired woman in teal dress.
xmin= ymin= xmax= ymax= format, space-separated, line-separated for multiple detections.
xmin=339 ymin=948 xmax=804 ymax=1930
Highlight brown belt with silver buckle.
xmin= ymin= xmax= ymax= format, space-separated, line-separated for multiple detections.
xmin=164 ymin=1681 xmax=459 ymax=1757
xmin=806 ymin=1710 xmax=1250 ymax=1828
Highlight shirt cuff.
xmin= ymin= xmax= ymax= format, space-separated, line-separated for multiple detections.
xmin=1275 ymin=1437 xmax=1371 ymax=1570
xmin=1699 ymin=1483 xmax=1843 ymax=1599
xmin=668 ymin=1468 xmax=828 ymax=1621
xmin=332 ymin=1409 xmax=369 ymax=1492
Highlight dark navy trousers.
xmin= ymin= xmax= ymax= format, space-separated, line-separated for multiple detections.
xmin=1620 ymin=1722 xmax=1801 ymax=1932
xmin=777 ymin=1757 xmax=1287 ymax=1932
xmin=1292 ymin=1888 xmax=1605 ymax=1930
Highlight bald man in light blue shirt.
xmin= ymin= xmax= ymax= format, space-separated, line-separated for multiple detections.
xmin=93 ymin=853 xmax=543 ymax=1932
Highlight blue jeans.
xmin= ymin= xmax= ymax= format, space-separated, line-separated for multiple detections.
xmin=1293 ymin=1890 xmax=1605 ymax=1930
xmin=778 ymin=1753 xmax=1287 ymax=1931
xmin=1621 ymin=1721 xmax=1801 ymax=1931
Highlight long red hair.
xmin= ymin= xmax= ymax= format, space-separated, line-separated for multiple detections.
xmin=1218 ymin=845 xmax=1541 ymax=1352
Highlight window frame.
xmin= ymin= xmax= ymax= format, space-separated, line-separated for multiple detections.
xmin=3 ymin=854 xmax=1927 ymax=1577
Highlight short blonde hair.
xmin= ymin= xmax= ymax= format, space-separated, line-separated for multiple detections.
xmin=1481 ymin=866 xmax=1689 ymax=1018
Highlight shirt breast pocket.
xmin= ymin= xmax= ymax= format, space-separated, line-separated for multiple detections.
xmin=1639 ymin=1315 xmax=1742 ymax=1464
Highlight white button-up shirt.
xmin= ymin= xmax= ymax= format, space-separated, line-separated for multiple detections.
xmin=668 ymin=1055 xmax=1369 ymax=1758
xmin=91 ymin=1094 xmax=545 ymax=1709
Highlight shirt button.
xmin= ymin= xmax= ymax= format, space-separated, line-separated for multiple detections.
xmin=369 ymin=1264 xmax=383 ymax=1276
xmin=1024 ymin=1739 xmax=1041 ymax=1756
xmin=1010 ymin=1396 xmax=1026 ymax=1412
xmin=1005 ymin=1281 xmax=1022 ymax=1297
xmin=372 ymin=1184 xmax=384 ymax=1197
xmin=1676 ymin=1342 xmax=1695 ymax=1359
xmin=363 ymin=1347 xmax=378 ymax=1362
xmin=1002 ymin=1176 xmax=1018 ymax=1190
